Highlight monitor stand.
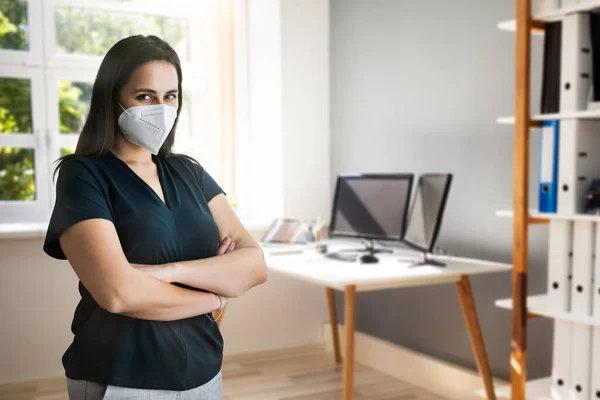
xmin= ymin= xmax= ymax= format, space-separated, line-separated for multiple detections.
xmin=327 ymin=239 xmax=392 ymax=263
xmin=400 ymin=251 xmax=446 ymax=268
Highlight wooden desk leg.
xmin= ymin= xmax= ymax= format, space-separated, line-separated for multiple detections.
xmin=455 ymin=275 xmax=496 ymax=400
xmin=344 ymin=285 xmax=356 ymax=400
xmin=326 ymin=287 xmax=342 ymax=363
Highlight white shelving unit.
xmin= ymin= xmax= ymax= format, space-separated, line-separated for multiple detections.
xmin=496 ymin=1 xmax=600 ymax=399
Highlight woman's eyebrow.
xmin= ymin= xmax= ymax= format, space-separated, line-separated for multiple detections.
xmin=132 ymin=88 xmax=179 ymax=94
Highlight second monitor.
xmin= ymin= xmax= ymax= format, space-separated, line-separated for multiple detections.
xmin=402 ymin=173 xmax=453 ymax=267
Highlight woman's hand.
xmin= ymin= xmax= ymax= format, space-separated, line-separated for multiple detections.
xmin=217 ymin=236 xmax=236 ymax=255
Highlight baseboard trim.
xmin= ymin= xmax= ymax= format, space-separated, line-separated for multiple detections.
xmin=324 ymin=323 xmax=506 ymax=400
xmin=223 ymin=342 xmax=327 ymax=364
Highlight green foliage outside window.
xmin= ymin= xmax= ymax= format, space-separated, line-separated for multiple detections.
xmin=0 ymin=2 xmax=187 ymax=201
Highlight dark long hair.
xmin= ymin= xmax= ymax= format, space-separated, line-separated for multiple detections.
xmin=54 ymin=35 xmax=184 ymax=174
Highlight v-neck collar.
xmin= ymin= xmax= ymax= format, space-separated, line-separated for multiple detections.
xmin=108 ymin=152 xmax=170 ymax=210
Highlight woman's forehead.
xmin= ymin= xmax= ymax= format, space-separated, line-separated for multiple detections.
xmin=127 ymin=61 xmax=178 ymax=90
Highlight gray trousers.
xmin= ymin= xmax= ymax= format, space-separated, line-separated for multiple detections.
xmin=66 ymin=372 xmax=222 ymax=400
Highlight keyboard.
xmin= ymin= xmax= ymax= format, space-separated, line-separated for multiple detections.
xmin=325 ymin=252 xmax=358 ymax=262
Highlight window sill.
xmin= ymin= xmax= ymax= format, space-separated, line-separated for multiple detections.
xmin=0 ymin=218 xmax=272 ymax=240
xmin=0 ymin=223 xmax=48 ymax=240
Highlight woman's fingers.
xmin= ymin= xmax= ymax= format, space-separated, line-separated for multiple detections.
xmin=217 ymin=237 xmax=232 ymax=255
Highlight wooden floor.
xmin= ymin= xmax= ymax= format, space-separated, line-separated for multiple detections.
xmin=0 ymin=348 xmax=450 ymax=400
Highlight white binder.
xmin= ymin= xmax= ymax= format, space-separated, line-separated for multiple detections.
xmin=569 ymin=323 xmax=593 ymax=399
xmin=590 ymin=326 xmax=600 ymax=400
xmin=594 ymin=224 xmax=600 ymax=319
xmin=536 ymin=0 xmax=561 ymax=13
xmin=572 ymin=221 xmax=595 ymax=317
xmin=552 ymin=320 xmax=573 ymax=399
xmin=557 ymin=120 xmax=600 ymax=215
xmin=561 ymin=0 xmax=579 ymax=7
xmin=560 ymin=13 xmax=591 ymax=112
xmin=548 ymin=220 xmax=574 ymax=311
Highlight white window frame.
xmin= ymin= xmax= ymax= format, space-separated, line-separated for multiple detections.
xmin=0 ymin=0 xmax=43 ymax=67
xmin=0 ymin=0 xmax=211 ymax=223
xmin=0 ymin=65 xmax=49 ymax=223
xmin=45 ymin=68 xmax=97 ymax=155
xmin=43 ymin=0 xmax=202 ymax=70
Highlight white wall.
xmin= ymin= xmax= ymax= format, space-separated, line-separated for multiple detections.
xmin=244 ymin=0 xmax=284 ymax=220
xmin=245 ymin=0 xmax=331 ymax=222
xmin=330 ymin=0 xmax=551 ymax=380
xmin=0 ymin=0 xmax=332 ymax=383
xmin=281 ymin=0 xmax=331 ymax=221
xmin=0 ymin=239 xmax=79 ymax=382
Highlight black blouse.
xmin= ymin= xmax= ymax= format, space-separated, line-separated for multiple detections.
xmin=44 ymin=152 xmax=225 ymax=391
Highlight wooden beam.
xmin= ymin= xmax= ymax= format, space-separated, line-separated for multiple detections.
xmin=528 ymin=217 xmax=549 ymax=225
xmin=527 ymin=312 xmax=543 ymax=319
xmin=511 ymin=0 xmax=531 ymax=399
xmin=529 ymin=120 xmax=542 ymax=129
xmin=531 ymin=20 xmax=545 ymax=35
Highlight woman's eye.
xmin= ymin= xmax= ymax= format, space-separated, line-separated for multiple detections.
xmin=136 ymin=94 xmax=151 ymax=101
xmin=166 ymin=94 xmax=177 ymax=101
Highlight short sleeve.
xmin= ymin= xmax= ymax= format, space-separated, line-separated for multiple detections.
xmin=43 ymin=159 xmax=114 ymax=260
xmin=199 ymin=168 xmax=225 ymax=202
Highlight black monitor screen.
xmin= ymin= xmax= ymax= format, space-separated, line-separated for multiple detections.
xmin=404 ymin=174 xmax=452 ymax=252
xmin=329 ymin=174 xmax=413 ymax=241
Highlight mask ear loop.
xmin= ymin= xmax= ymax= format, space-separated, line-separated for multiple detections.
xmin=118 ymin=103 xmax=132 ymax=117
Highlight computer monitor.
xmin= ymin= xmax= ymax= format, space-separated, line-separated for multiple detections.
xmin=403 ymin=173 xmax=453 ymax=253
xmin=329 ymin=173 xmax=414 ymax=242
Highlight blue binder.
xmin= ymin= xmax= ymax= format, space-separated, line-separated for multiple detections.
xmin=539 ymin=120 xmax=559 ymax=213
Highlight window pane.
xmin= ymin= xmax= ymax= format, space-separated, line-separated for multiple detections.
xmin=60 ymin=147 xmax=74 ymax=157
xmin=0 ymin=0 xmax=29 ymax=51
xmin=177 ymin=93 xmax=191 ymax=138
xmin=0 ymin=147 xmax=35 ymax=201
xmin=0 ymin=77 xmax=32 ymax=134
xmin=55 ymin=7 xmax=189 ymax=60
xmin=59 ymin=81 xmax=92 ymax=134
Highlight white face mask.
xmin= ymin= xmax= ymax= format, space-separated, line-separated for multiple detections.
xmin=117 ymin=103 xmax=178 ymax=155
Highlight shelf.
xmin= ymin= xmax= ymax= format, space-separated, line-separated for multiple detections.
xmin=498 ymin=1 xmax=600 ymax=37
xmin=497 ymin=108 xmax=600 ymax=125
xmin=477 ymin=377 xmax=551 ymax=399
xmin=496 ymin=209 xmax=600 ymax=222
xmin=495 ymin=294 xmax=600 ymax=326
xmin=497 ymin=19 xmax=545 ymax=36
xmin=536 ymin=1 xmax=600 ymax=22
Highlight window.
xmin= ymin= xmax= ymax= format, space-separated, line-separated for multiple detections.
xmin=0 ymin=0 xmax=242 ymax=223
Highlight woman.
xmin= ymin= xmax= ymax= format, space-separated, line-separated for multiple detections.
xmin=43 ymin=35 xmax=268 ymax=399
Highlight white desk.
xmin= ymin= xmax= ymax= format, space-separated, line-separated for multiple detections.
xmin=264 ymin=243 xmax=511 ymax=400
